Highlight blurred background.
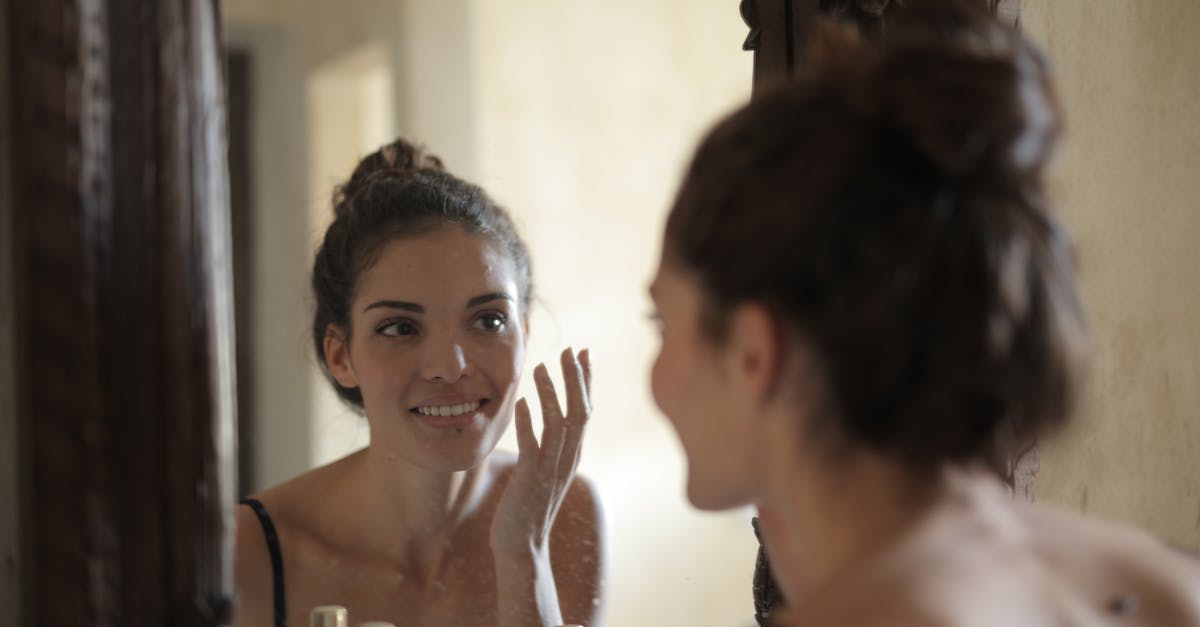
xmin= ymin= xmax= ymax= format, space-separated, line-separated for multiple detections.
xmin=218 ymin=1 xmax=1200 ymax=625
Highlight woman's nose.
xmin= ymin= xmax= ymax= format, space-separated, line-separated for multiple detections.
xmin=420 ymin=336 xmax=469 ymax=383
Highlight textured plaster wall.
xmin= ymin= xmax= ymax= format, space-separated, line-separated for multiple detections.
xmin=1023 ymin=1 xmax=1200 ymax=550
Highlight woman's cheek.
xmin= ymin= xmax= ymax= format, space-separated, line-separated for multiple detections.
xmin=474 ymin=336 xmax=522 ymax=393
xmin=650 ymin=343 xmax=680 ymax=419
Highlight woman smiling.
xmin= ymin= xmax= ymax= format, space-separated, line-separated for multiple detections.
xmin=234 ymin=139 xmax=603 ymax=627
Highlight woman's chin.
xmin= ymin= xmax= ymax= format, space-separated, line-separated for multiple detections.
xmin=686 ymin=474 xmax=753 ymax=512
xmin=409 ymin=445 xmax=492 ymax=474
xmin=375 ymin=424 xmax=498 ymax=473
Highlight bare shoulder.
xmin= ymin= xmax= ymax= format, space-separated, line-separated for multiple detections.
xmin=233 ymin=496 xmax=276 ymax=627
xmin=551 ymin=473 xmax=605 ymax=626
xmin=246 ymin=452 xmax=361 ymax=531
xmin=232 ymin=458 xmax=358 ymax=625
xmin=789 ymin=485 xmax=1200 ymax=627
xmin=559 ymin=473 xmax=604 ymax=532
xmin=1024 ymin=503 xmax=1200 ymax=623
xmin=232 ymin=479 xmax=307 ymax=627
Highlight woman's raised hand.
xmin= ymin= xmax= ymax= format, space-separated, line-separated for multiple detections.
xmin=491 ymin=347 xmax=593 ymax=554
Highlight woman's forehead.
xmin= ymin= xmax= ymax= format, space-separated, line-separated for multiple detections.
xmin=356 ymin=228 xmax=519 ymax=300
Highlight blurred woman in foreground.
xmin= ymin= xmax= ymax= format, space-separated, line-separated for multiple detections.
xmin=649 ymin=1 xmax=1200 ymax=624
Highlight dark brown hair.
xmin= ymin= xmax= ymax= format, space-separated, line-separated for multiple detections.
xmin=311 ymin=138 xmax=532 ymax=409
xmin=665 ymin=0 xmax=1086 ymax=471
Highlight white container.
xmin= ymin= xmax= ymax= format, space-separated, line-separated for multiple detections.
xmin=310 ymin=605 xmax=349 ymax=627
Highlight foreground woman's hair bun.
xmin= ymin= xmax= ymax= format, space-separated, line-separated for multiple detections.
xmin=666 ymin=0 xmax=1087 ymax=472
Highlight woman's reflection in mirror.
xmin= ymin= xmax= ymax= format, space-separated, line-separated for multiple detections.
xmin=235 ymin=138 xmax=604 ymax=627
xmin=648 ymin=1 xmax=1200 ymax=625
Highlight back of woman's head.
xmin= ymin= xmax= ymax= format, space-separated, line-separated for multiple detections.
xmin=666 ymin=0 xmax=1087 ymax=472
xmin=311 ymin=138 xmax=532 ymax=409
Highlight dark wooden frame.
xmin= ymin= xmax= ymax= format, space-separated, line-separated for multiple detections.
xmin=1 ymin=0 xmax=23 ymax=621
xmin=741 ymin=0 xmax=1021 ymax=95
xmin=5 ymin=1 xmax=237 ymax=625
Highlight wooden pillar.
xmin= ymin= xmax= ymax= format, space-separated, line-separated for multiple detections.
xmin=5 ymin=0 xmax=237 ymax=625
xmin=1 ymin=0 xmax=23 ymax=622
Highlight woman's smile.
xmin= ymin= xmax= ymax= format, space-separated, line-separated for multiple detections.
xmin=410 ymin=398 xmax=490 ymax=430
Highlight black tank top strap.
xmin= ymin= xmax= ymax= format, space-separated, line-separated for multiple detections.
xmin=241 ymin=498 xmax=287 ymax=627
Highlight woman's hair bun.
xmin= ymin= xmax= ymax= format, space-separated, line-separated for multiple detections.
xmin=332 ymin=138 xmax=445 ymax=219
xmin=816 ymin=0 xmax=1060 ymax=181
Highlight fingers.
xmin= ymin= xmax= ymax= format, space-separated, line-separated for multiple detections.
xmin=513 ymin=397 xmax=538 ymax=460
xmin=530 ymin=348 xmax=592 ymax=483
xmin=579 ymin=348 xmax=593 ymax=399
xmin=561 ymin=348 xmax=589 ymax=424
xmin=533 ymin=363 xmax=567 ymax=473
xmin=558 ymin=348 xmax=590 ymax=482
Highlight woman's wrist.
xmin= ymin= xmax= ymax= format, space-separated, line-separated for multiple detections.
xmin=493 ymin=543 xmax=563 ymax=627
xmin=491 ymin=533 xmax=550 ymax=559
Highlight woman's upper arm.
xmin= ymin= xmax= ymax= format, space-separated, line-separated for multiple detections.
xmin=550 ymin=475 xmax=606 ymax=626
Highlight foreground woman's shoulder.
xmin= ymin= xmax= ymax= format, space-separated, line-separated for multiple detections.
xmin=1025 ymin=503 xmax=1200 ymax=623
xmin=779 ymin=495 xmax=1200 ymax=627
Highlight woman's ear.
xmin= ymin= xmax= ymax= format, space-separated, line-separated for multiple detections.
xmin=323 ymin=324 xmax=359 ymax=389
xmin=727 ymin=302 xmax=784 ymax=405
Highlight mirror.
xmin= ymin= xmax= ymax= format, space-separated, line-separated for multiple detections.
xmin=218 ymin=1 xmax=1200 ymax=625
xmin=222 ymin=1 xmax=758 ymax=625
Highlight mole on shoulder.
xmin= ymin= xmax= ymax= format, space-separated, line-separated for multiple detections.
xmin=1107 ymin=594 xmax=1139 ymax=616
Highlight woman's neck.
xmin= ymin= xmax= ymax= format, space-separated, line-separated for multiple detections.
xmin=332 ymin=445 xmax=490 ymax=576
xmin=758 ymin=425 xmax=939 ymax=607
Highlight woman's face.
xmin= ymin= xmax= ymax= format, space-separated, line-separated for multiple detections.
xmin=649 ymin=258 xmax=764 ymax=511
xmin=328 ymin=225 xmax=526 ymax=473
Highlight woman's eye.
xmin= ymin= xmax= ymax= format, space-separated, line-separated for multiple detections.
xmin=473 ymin=312 xmax=508 ymax=333
xmin=377 ymin=320 xmax=418 ymax=337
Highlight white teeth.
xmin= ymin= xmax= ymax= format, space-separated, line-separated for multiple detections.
xmin=417 ymin=401 xmax=481 ymax=417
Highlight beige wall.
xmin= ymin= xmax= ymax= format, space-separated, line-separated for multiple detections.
xmin=471 ymin=3 xmax=757 ymax=625
xmin=1022 ymin=2 xmax=1200 ymax=550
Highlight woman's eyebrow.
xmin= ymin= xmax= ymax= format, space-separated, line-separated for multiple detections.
xmin=363 ymin=300 xmax=424 ymax=314
xmin=466 ymin=292 xmax=513 ymax=308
